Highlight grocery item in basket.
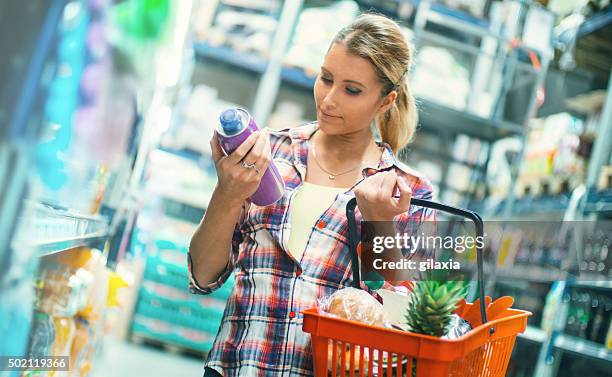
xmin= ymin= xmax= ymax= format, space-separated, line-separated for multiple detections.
xmin=319 ymin=287 xmax=388 ymax=327
xmin=442 ymin=314 xmax=472 ymax=340
xmin=327 ymin=343 xmax=369 ymax=374
xmin=405 ymin=280 xmax=467 ymax=337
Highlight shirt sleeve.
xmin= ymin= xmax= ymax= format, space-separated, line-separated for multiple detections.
xmin=187 ymin=200 xmax=249 ymax=295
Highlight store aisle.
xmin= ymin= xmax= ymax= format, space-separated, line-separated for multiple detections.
xmin=91 ymin=339 xmax=204 ymax=377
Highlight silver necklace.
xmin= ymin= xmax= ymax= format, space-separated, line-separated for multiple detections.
xmin=311 ymin=137 xmax=369 ymax=180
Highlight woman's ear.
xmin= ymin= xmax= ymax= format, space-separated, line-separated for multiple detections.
xmin=377 ymin=90 xmax=398 ymax=114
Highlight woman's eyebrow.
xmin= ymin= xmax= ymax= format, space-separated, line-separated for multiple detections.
xmin=320 ymin=66 xmax=366 ymax=88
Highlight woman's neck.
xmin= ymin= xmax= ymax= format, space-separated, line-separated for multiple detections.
xmin=313 ymin=127 xmax=379 ymax=164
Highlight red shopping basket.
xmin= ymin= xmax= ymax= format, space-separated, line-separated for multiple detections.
xmin=302 ymin=198 xmax=531 ymax=377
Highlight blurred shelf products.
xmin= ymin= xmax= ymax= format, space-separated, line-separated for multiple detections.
xmin=12 ymin=201 xmax=109 ymax=257
xmin=196 ymin=0 xmax=281 ymax=59
xmin=1 ymin=1 xmax=610 ymax=377
xmin=20 ymin=248 xmax=126 ymax=377
xmin=564 ymin=287 xmax=612 ymax=346
xmin=130 ymin=238 xmax=232 ymax=353
xmin=284 ymin=1 xmax=360 ymax=74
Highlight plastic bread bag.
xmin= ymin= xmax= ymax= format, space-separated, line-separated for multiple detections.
xmin=318 ymin=287 xmax=389 ymax=327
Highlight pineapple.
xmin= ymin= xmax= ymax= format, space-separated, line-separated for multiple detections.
xmin=404 ymin=280 xmax=467 ymax=337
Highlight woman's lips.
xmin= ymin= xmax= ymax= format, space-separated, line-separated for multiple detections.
xmin=319 ymin=110 xmax=341 ymax=120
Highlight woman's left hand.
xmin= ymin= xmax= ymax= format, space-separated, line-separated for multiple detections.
xmin=354 ymin=170 xmax=412 ymax=221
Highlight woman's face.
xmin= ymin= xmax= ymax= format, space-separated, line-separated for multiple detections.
xmin=313 ymin=43 xmax=396 ymax=136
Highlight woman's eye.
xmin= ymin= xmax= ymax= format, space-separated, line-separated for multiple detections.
xmin=320 ymin=76 xmax=332 ymax=84
xmin=346 ymin=87 xmax=361 ymax=95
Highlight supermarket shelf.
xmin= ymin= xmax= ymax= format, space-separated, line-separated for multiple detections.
xmin=157 ymin=146 xmax=208 ymax=164
xmin=12 ymin=201 xmax=109 ymax=256
xmin=511 ymin=194 xmax=571 ymax=215
xmin=518 ymin=325 xmax=546 ymax=343
xmin=147 ymin=182 xmax=211 ymax=212
xmin=356 ymin=0 xmax=489 ymax=28
xmin=495 ymin=265 xmax=568 ymax=282
xmin=417 ymin=99 xmax=524 ymax=141
xmin=475 ymin=189 xmax=612 ymax=218
xmin=281 ymin=65 xmax=316 ymax=89
xmin=496 ymin=267 xmax=612 ymax=289
xmin=577 ymin=8 xmax=612 ymax=39
xmin=555 ymin=334 xmax=612 ymax=362
xmin=408 ymin=145 xmax=486 ymax=171
xmin=193 ymin=42 xmax=267 ymax=74
xmin=584 ymin=189 xmax=612 ymax=215
xmin=472 ymin=193 xmax=571 ymax=218
xmin=220 ymin=0 xmax=280 ymax=13
xmin=571 ymin=279 xmax=612 ymax=290
xmin=146 ymin=148 xmax=215 ymax=211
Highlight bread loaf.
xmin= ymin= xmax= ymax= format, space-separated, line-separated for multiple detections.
xmin=326 ymin=287 xmax=386 ymax=327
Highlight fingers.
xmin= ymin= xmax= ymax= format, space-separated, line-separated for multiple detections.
xmin=355 ymin=171 xmax=384 ymax=200
xmin=210 ymin=132 xmax=225 ymax=163
xmin=242 ymin=129 xmax=268 ymax=165
xmin=239 ymin=130 xmax=271 ymax=180
xmin=261 ymin=133 xmax=271 ymax=170
xmin=226 ymin=131 xmax=261 ymax=165
xmin=356 ymin=170 xmax=412 ymax=220
xmin=380 ymin=170 xmax=397 ymax=196
xmin=395 ymin=175 xmax=412 ymax=210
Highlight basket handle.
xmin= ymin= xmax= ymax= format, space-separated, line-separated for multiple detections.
xmin=346 ymin=197 xmax=487 ymax=325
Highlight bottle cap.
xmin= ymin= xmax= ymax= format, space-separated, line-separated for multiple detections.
xmin=219 ymin=109 xmax=243 ymax=135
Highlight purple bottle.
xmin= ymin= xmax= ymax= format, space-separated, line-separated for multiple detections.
xmin=216 ymin=108 xmax=285 ymax=206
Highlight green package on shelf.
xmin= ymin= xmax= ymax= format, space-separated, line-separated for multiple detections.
xmin=154 ymin=239 xmax=189 ymax=254
xmin=143 ymin=255 xmax=235 ymax=299
xmin=138 ymin=287 xmax=227 ymax=318
xmin=134 ymin=299 xmax=223 ymax=334
xmin=131 ymin=322 xmax=214 ymax=353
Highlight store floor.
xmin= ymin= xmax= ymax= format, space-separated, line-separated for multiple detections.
xmin=91 ymin=338 xmax=204 ymax=377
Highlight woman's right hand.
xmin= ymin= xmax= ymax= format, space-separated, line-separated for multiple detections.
xmin=210 ymin=129 xmax=271 ymax=206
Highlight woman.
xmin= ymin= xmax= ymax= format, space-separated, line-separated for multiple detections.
xmin=189 ymin=14 xmax=435 ymax=377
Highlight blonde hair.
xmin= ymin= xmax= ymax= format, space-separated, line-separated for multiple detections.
xmin=332 ymin=14 xmax=417 ymax=153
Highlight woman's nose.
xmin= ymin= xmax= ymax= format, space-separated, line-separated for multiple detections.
xmin=322 ymin=88 xmax=338 ymax=110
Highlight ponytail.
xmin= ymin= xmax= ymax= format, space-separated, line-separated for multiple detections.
xmin=376 ymin=79 xmax=417 ymax=153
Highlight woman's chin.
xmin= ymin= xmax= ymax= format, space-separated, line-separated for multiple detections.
xmin=317 ymin=117 xmax=343 ymax=130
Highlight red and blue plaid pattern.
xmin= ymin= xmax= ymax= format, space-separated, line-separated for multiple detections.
xmin=188 ymin=122 xmax=435 ymax=376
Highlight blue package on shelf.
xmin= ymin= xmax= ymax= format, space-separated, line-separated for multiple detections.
xmin=0 ymin=284 xmax=33 ymax=372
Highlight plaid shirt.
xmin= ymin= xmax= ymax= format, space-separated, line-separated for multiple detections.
xmin=188 ymin=122 xmax=435 ymax=376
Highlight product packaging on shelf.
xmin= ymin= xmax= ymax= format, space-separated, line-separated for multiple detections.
xmin=0 ymin=282 xmax=35 ymax=372
xmin=129 ymin=229 xmax=233 ymax=353
xmin=284 ymin=1 xmax=359 ymax=73
xmin=19 ymin=247 xmax=115 ymax=376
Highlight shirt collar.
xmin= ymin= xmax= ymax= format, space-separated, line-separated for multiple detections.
xmin=287 ymin=122 xmax=416 ymax=179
